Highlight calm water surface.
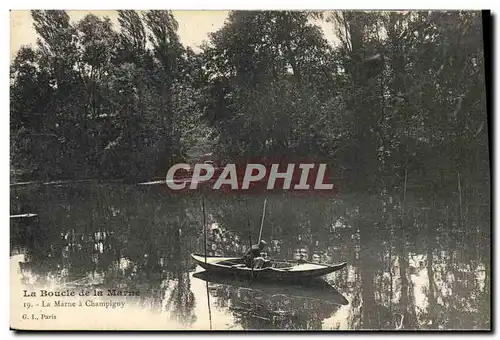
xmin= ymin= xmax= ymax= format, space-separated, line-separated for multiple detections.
xmin=10 ymin=182 xmax=490 ymax=330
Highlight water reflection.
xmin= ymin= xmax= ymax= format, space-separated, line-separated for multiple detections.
xmin=193 ymin=271 xmax=347 ymax=330
xmin=10 ymin=182 xmax=490 ymax=330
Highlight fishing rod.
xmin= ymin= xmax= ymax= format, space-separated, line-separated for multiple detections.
xmin=258 ymin=198 xmax=267 ymax=243
xmin=244 ymin=198 xmax=254 ymax=279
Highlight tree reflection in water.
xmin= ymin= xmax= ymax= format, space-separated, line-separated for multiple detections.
xmin=10 ymin=182 xmax=490 ymax=330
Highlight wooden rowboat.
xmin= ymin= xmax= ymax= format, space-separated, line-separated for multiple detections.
xmin=191 ymin=253 xmax=347 ymax=281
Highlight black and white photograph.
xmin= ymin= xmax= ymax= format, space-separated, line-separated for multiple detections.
xmin=9 ymin=9 xmax=491 ymax=331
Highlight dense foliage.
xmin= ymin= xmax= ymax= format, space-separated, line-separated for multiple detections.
xmin=11 ymin=10 xmax=488 ymax=191
xmin=11 ymin=10 xmax=201 ymax=181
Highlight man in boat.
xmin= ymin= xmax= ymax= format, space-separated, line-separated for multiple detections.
xmin=244 ymin=240 xmax=269 ymax=269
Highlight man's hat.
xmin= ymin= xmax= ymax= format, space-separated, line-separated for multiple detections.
xmin=259 ymin=240 xmax=267 ymax=245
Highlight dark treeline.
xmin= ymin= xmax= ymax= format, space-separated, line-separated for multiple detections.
xmin=11 ymin=10 xmax=489 ymax=191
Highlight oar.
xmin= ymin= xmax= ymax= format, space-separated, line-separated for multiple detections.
xmin=202 ymin=195 xmax=207 ymax=264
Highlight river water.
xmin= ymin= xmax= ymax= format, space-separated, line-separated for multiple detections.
xmin=10 ymin=182 xmax=490 ymax=330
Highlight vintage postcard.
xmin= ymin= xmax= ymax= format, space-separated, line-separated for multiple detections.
xmin=10 ymin=10 xmax=491 ymax=331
